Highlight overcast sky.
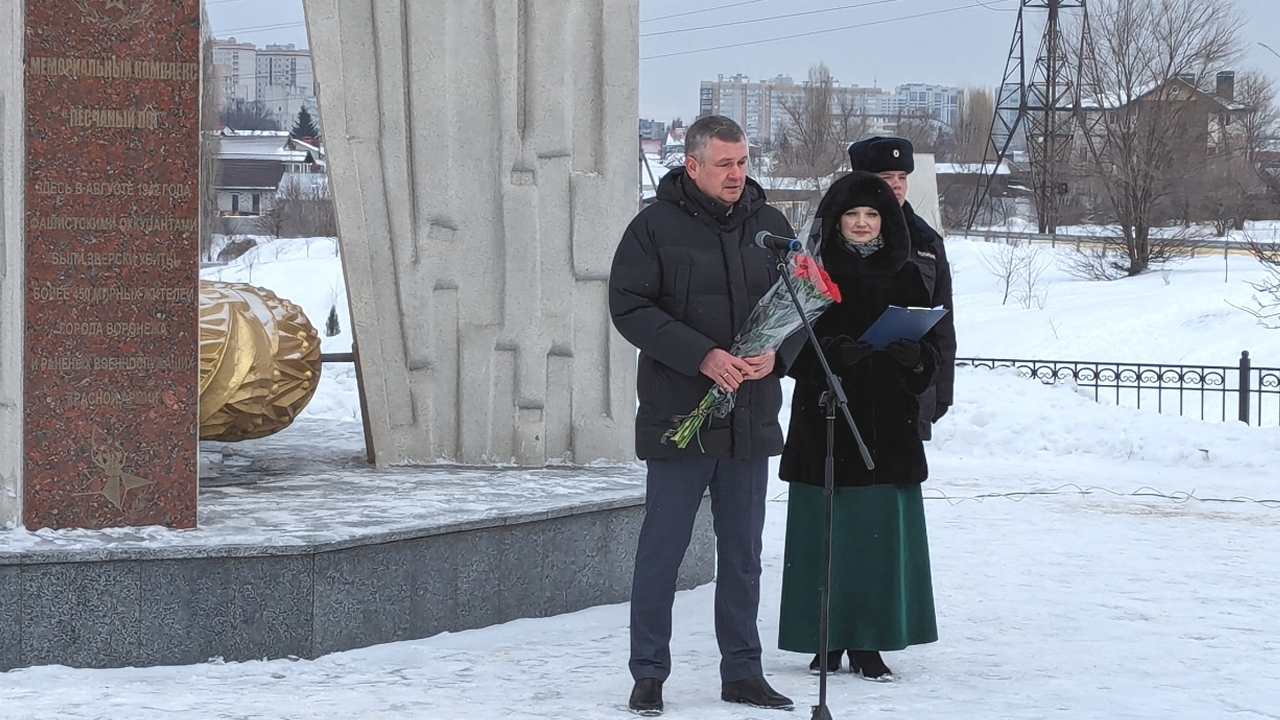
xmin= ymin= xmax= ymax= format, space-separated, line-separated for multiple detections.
xmin=206 ymin=0 xmax=1280 ymax=122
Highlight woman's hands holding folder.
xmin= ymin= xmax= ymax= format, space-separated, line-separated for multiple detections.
xmin=882 ymin=339 xmax=923 ymax=370
xmin=818 ymin=335 xmax=873 ymax=369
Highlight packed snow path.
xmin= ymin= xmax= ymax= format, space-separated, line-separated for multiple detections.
xmin=2 ymin=447 xmax=1275 ymax=720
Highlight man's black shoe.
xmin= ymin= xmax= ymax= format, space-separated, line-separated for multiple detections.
xmin=628 ymin=678 xmax=664 ymax=716
xmin=721 ymin=676 xmax=794 ymax=710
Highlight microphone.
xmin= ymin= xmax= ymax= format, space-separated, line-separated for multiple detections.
xmin=754 ymin=230 xmax=801 ymax=253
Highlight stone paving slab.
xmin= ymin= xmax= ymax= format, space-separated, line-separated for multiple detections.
xmin=1 ymin=418 xmax=650 ymax=563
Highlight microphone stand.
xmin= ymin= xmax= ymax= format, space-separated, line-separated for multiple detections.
xmin=770 ymin=246 xmax=874 ymax=720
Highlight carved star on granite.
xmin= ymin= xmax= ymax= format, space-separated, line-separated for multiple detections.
xmin=77 ymin=436 xmax=155 ymax=511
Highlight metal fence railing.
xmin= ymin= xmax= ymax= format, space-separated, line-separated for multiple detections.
xmin=963 ymin=228 xmax=1279 ymax=253
xmin=959 ymin=352 xmax=1280 ymax=427
xmin=316 ymin=351 xmax=1280 ymax=427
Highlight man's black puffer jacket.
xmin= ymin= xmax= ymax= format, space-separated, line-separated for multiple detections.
xmin=609 ymin=167 xmax=796 ymax=459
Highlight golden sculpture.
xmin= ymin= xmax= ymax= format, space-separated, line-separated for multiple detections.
xmin=199 ymin=281 xmax=322 ymax=441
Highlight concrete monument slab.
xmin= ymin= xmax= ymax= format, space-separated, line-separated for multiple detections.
xmin=907 ymin=152 xmax=945 ymax=233
xmin=0 ymin=0 xmax=23 ymax=528
xmin=302 ymin=0 xmax=641 ymax=466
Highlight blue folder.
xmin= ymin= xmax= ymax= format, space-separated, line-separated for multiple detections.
xmin=858 ymin=305 xmax=949 ymax=349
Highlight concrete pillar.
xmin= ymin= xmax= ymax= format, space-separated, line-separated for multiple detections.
xmin=907 ymin=152 xmax=944 ymax=234
xmin=302 ymin=0 xmax=639 ymax=465
xmin=0 ymin=1 xmax=22 ymax=527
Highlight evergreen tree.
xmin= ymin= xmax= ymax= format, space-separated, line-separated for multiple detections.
xmin=290 ymin=107 xmax=321 ymax=141
xmin=325 ymin=304 xmax=341 ymax=337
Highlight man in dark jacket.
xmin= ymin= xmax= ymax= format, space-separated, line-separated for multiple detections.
xmin=609 ymin=115 xmax=795 ymax=715
xmin=847 ymin=136 xmax=956 ymax=439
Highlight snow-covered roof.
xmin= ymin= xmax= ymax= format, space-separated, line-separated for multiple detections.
xmin=641 ymin=154 xmax=672 ymax=199
xmin=219 ymin=128 xmax=290 ymax=137
xmin=1081 ymin=76 xmax=1251 ymax=112
xmin=937 ymin=161 xmax=1012 ymax=176
xmin=1079 ymin=79 xmax=1162 ymax=110
xmin=755 ymin=175 xmax=827 ymax=192
xmin=217 ymin=132 xmax=324 ymax=164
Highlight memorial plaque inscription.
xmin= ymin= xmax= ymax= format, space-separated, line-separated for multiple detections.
xmin=23 ymin=0 xmax=201 ymax=529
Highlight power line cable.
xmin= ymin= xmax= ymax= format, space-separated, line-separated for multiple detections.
xmin=643 ymin=0 xmax=771 ymax=23
xmin=212 ymin=21 xmax=307 ymax=36
xmin=642 ymin=0 xmax=912 ymax=38
xmin=642 ymin=0 xmax=1014 ymax=60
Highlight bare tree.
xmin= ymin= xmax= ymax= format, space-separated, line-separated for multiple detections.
xmin=894 ymin=108 xmax=944 ymax=154
xmin=774 ymin=63 xmax=868 ymax=215
xmin=982 ymin=239 xmax=1051 ymax=307
xmin=832 ymin=91 xmax=871 ymax=158
xmin=1235 ymin=71 xmax=1279 ymax=164
xmin=1073 ymin=0 xmax=1244 ymax=275
xmin=258 ymin=179 xmax=337 ymax=239
xmin=942 ymin=87 xmax=995 ymax=163
xmin=1014 ymin=247 xmax=1052 ymax=309
xmin=251 ymin=204 xmax=280 ymax=237
xmin=983 ymin=240 xmax=1025 ymax=305
xmin=938 ymin=88 xmax=1004 ymax=228
xmin=1238 ymin=238 xmax=1280 ymax=328
xmin=218 ymin=99 xmax=280 ymax=131
xmin=1062 ymin=245 xmax=1130 ymax=281
xmin=198 ymin=11 xmax=219 ymax=261
xmin=1189 ymin=152 xmax=1265 ymax=235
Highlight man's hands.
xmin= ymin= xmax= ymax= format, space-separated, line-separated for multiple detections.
xmin=743 ymin=351 xmax=776 ymax=381
xmin=701 ymin=349 xmax=776 ymax=392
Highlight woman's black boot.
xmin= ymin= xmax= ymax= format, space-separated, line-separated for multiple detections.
xmin=808 ymin=649 xmax=844 ymax=674
xmin=849 ymin=650 xmax=893 ymax=681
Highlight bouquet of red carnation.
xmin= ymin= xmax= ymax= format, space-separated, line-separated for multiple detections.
xmin=663 ymin=250 xmax=842 ymax=450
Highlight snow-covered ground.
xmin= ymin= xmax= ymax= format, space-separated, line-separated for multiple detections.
xmin=2 ymin=234 xmax=1278 ymax=718
xmin=975 ymin=217 xmax=1280 ymax=244
xmin=948 ymin=232 xmax=1280 ymax=364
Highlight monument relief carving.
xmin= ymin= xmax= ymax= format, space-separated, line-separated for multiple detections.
xmin=303 ymin=0 xmax=640 ymax=465
xmin=72 ymin=0 xmax=156 ymax=29
xmin=76 ymin=428 xmax=154 ymax=511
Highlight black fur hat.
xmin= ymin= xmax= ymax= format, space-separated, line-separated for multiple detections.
xmin=848 ymin=136 xmax=915 ymax=174
xmin=815 ymin=171 xmax=909 ymax=267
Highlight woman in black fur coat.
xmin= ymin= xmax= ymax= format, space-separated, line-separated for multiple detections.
xmin=776 ymin=171 xmax=941 ymax=680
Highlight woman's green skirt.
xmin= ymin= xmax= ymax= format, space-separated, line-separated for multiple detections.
xmin=778 ymin=482 xmax=938 ymax=653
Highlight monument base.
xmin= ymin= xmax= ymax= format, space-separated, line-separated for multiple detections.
xmin=0 ymin=419 xmax=714 ymax=671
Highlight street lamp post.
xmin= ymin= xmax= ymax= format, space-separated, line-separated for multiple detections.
xmin=1260 ymin=42 xmax=1280 ymax=62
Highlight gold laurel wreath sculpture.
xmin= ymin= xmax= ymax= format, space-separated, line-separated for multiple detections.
xmin=198 ymin=281 xmax=323 ymax=442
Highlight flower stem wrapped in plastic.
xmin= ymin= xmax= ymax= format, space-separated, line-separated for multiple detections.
xmin=662 ymin=250 xmax=843 ymax=450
